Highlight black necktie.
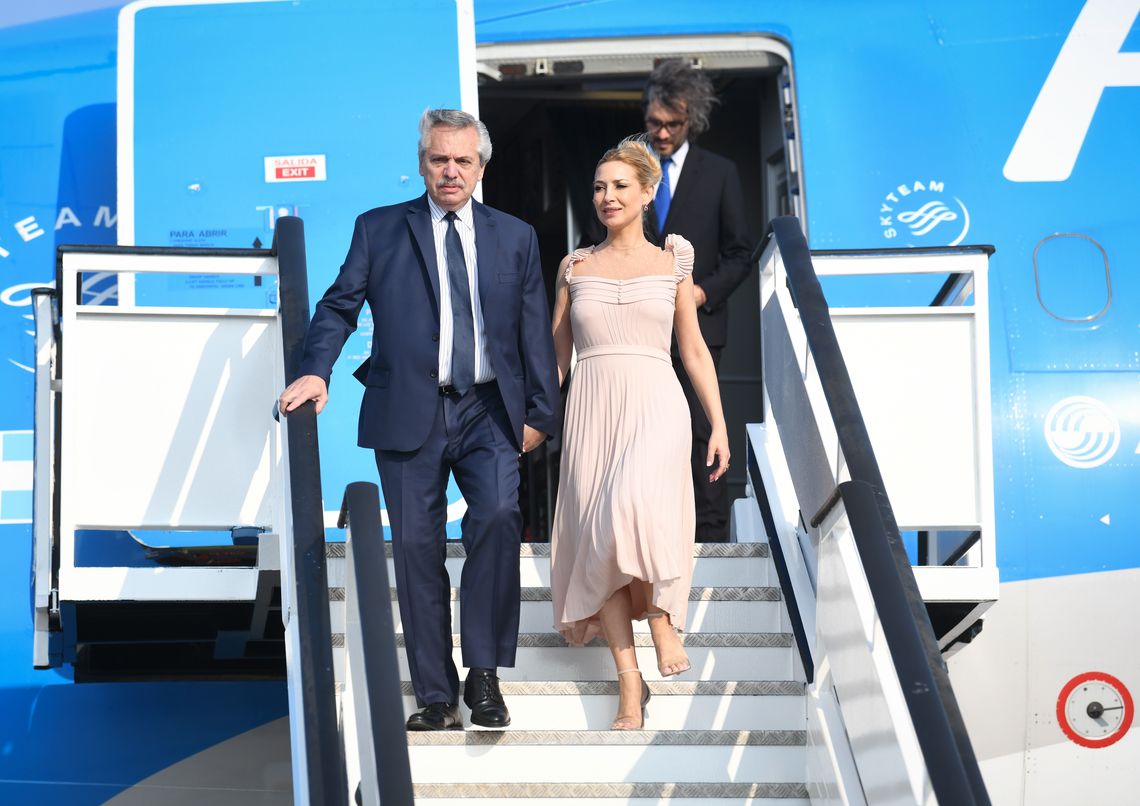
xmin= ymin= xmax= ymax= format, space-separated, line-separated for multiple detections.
xmin=444 ymin=211 xmax=475 ymax=393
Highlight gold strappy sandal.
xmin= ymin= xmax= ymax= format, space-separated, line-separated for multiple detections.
xmin=611 ymin=668 xmax=651 ymax=730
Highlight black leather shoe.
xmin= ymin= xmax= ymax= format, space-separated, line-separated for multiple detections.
xmin=406 ymin=702 xmax=462 ymax=731
xmin=463 ymin=668 xmax=510 ymax=728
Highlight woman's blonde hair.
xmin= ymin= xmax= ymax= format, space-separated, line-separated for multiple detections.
xmin=596 ymin=135 xmax=662 ymax=190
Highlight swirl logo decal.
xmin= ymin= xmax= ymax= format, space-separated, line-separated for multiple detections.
xmin=897 ymin=200 xmax=959 ymax=237
xmin=879 ymin=179 xmax=970 ymax=246
xmin=1044 ymin=396 xmax=1120 ymax=469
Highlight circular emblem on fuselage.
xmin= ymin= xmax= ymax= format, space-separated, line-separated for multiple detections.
xmin=1057 ymin=671 xmax=1134 ymax=749
xmin=879 ymin=179 xmax=970 ymax=246
xmin=1044 ymin=396 xmax=1120 ymax=469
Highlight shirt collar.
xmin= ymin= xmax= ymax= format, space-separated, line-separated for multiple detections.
xmin=668 ymin=139 xmax=690 ymax=171
xmin=427 ymin=195 xmax=474 ymax=227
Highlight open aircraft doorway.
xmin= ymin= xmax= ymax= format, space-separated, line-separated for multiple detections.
xmin=476 ymin=36 xmax=801 ymax=540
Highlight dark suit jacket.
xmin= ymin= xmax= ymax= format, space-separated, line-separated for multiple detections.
xmin=647 ymin=145 xmax=751 ymax=349
xmin=298 ymin=193 xmax=560 ymax=452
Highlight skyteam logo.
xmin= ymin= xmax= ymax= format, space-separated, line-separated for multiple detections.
xmin=1044 ymin=396 xmax=1120 ymax=469
xmin=879 ymin=179 xmax=970 ymax=246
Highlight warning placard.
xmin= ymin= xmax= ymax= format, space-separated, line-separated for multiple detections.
xmin=264 ymin=154 xmax=327 ymax=183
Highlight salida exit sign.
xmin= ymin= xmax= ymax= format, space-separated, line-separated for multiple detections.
xmin=264 ymin=154 xmax=327 ymax=183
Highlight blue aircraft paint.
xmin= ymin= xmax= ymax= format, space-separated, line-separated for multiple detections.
xmin=127 ymin=0 xmax=469 ymax=536
xmin=0 ymin=0 xmax=1138 ymax=800
xmin=477 ymin=0 xmax=1140 ymax=583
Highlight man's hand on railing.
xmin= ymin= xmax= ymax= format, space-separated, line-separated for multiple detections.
xmin=279 ymin=374 xmax=329 ymax=416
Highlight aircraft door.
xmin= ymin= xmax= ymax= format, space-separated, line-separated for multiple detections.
xmin=119 ymin=0 xmax=477 ymax=539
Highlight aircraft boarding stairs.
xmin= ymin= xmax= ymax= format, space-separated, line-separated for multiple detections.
xmin=31 ymin=219 xmax=348 ymax=803
xmin=333 ymin=217 xmax=999 ymax=804
xmin=32 ymin=215 xmax=997 ymax=805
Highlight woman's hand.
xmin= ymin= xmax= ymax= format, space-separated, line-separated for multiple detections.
xmin=706 ymin=426 xmax=730 ymax=483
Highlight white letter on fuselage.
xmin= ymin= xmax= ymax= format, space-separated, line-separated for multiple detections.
xmin=1004 ymin=0 xmax=1140 ymax=182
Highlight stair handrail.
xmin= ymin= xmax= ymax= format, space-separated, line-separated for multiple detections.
xmin=276 ymin=217 xmax=347 ymax=805
xmin=766 ymin=215 xmax=990 ymax=806
xmin=31 ymin=286 xmax=60 ymax=669
xmin=338 ymin=482 xmax=415 ymax=806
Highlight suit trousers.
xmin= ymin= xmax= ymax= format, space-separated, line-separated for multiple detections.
xmin=673 ymin=348 xmax=729 ymax=542
xmin=375 ymin=382 xmax=522 ymax=707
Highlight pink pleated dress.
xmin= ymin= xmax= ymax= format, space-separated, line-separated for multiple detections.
xmin=551 ymin=234 xmax=696 ymax=646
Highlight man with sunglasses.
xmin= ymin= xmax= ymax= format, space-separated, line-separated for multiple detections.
xmin=643 ymin=59 xmax=751 ymax=544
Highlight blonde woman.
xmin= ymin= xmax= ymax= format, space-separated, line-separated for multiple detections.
xmin=549 ymin=137 xmax=730 ymax=730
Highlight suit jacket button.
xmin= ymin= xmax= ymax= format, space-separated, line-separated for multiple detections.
xmin=429 ymin=369 xmax=438 ymax=379
xmin=432 ymin=333 xmax=439 ymax=342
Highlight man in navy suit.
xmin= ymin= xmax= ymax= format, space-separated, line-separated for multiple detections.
xmin=644 ymin=61 xmax=751 ymax=543
xmin=279 ymin=109 xmax=560 ymax=730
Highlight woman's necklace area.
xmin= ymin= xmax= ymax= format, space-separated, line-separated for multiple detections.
xmin=599 ymin=241 xmax=650 ymax=257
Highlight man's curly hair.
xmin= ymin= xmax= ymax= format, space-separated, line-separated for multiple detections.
xmin=644 ymin=59 xmax=719 ymax=137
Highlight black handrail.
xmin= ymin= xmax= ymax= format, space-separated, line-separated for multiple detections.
xmin=276 ymin=217 xmax=347 ymax=805
xmin=769 ymin=216 xmax=990 ymax=806
xmin=746 ymin=443 xmax=814 ymax=684
xmin=339 ymin=483 xmax=415 ymax=805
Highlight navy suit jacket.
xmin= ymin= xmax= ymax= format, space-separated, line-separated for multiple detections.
xmin=298 ymin=194 xmax=560 ymax=452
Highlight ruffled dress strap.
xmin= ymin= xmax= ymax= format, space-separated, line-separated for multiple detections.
xmin=564 ymin=246 xmax=596 ymax=281
xmin=664 ymin=234 xmax=695 ymax=284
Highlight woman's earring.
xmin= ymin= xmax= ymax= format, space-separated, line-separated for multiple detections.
xmin=643 ymin=204 xmax=649 ymax=212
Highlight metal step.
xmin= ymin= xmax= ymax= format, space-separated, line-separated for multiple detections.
xmin=414 ymin=782 xmax=810 ymax=802
xmin=406 ymin=730 xmax=804 ymax=785
xmin=392 ymin=679 xmax=804 ymax=730
xmin=335 ymin=640 xmax=795 ymax=683
xmin=417 ymin=796 xmax=807 ymax=805
xmin=335 ymin=681 xmax=806 ymax=731
xmin=329 ymin=585 xmax=784 ymax=638
xmin=332 ymin=538 xmax=809 ymax=800
xmin=325 ymin=541 xmax=771 ymax=589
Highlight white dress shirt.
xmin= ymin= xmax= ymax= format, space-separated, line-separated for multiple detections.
xmin=660 ymin=138 xmax=689 ymax=196
xmin=427 ymin=196 xmax=494 ymax=385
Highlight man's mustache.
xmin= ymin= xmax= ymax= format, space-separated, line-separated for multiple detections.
xmin=437 ymin=178 xmax=466 ymax=189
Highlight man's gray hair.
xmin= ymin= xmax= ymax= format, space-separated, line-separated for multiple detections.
xmin=644 ymin=60 xmax=719 ymax=137
xmin=418 ymin=108 xmax=493 ymax=165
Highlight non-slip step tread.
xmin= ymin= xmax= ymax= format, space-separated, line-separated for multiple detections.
xmin=406 ymin=729 xmax=806 ymax=746
xmin=327 ymin=586 xmax=782 ymax=603
xmin=414 ymin=782 xmax=810 ymax=798
xmin=330 ymin=632 xmax=793 ymax=649
xmin=326 ymin=542 xmax=768 ymax=559
xmin=335 ymin=680 xmax=804 ymax=696
xmin=405 ymin=680 xmax=805 ymax=696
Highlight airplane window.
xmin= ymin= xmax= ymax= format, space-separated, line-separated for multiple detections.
xmin=1032 ymin=233 xmax=1112 ymax=323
